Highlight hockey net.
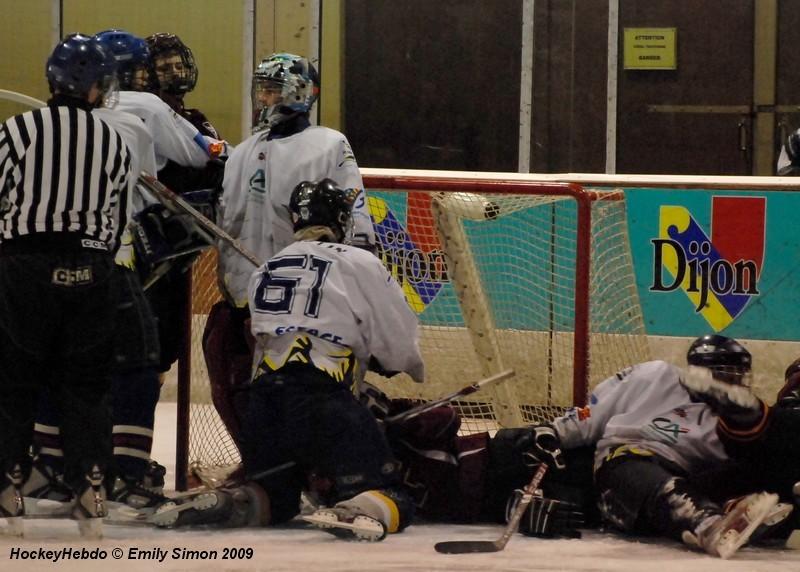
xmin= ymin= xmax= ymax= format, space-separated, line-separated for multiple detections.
xmin=177 ymin=173 xmax=651 ymax=488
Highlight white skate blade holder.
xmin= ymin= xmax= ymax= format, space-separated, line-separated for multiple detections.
xmin=711 ymin=493 xmax=779 ymax=559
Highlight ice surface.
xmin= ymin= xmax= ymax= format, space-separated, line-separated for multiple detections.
xmin=1 ymin=402 xmax=798 ymax=571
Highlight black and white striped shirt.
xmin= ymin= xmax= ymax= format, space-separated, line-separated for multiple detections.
xmin=0 ymin=102 xmax=131 ymax=249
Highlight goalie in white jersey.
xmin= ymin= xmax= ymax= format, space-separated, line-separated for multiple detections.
xmin=204 ymin=52 xmax=376 ymax=449
xmin=523 ymin=335 xmax=789 ymax=559
xmin=151 ymin=179 xmax=422 ymax=541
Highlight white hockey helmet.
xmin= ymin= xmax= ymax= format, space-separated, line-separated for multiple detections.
xmin=252 ymin=52 xmax=319 ymax=131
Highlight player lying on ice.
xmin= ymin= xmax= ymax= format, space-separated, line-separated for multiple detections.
xmin=149 ymin=179 xmax=424 ymax=541
xmin=519 ymin=335 xmax=794 ymax=559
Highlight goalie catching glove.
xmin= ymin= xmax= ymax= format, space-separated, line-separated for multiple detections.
xmin=506 ymin=489 xmax=584 ymax=538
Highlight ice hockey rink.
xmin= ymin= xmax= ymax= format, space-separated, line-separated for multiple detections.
xmin=0 ymin=403 xmax=797 ymax=572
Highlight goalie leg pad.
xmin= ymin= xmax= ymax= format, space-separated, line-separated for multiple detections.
xmin=201 ymin=301 xmax=253 ymax=447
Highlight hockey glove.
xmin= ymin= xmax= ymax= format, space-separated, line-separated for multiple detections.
xmin=506 ymin=489 xmax=584 ymax=538
xmin=527 ymin=425 xmax=567 ymax=470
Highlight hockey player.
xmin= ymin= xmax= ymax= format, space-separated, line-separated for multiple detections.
xmin=24 ymin=37 xmax=170 ymax=514
xmin=204 ymin=52 xmax=375 ymax=449
xmin=145 ymin=32 xmax=221 ymax=140
xmin=375 ymin=397 xmax=590 ymax=538
xmin=524 ymin=335 xmax=788 ymax=559
xmin=150 ymin=179 xmax=420 ymax=541
xmin=93 ymin=29 xmax=222 ymax=376
xmin=680 ymin=353 xmax=800 ymax=535
xmin=0 ymin=33 xmax=130 ymax=537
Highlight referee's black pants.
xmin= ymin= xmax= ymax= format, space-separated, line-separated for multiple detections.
xmin=0 ymin=240 xmax=118 ymax=491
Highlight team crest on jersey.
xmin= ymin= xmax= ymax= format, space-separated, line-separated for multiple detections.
xmin=644 ymin=416 xmax=690 ymax=445
xmin=248 ymin=169 xmax=266 ymax=197
xmin=650 ymin=196 xmax=765 ymax=331
xmin=368 ymin=193 xmax=449 ymax=313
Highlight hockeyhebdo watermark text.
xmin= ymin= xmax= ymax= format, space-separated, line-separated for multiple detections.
xmin=9 ymin=546 xmax=255 ymax=563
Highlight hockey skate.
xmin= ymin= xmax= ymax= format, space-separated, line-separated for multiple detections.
xmin=108 ymin=475 xmax=168 ymax=510
xmin=686 ymin=492 xmax=780 ymax=559
xmin=0 ymin=465 xmax=25 ymax=537
xmin=150 ymin=484 xmax=270 ymax=529
xmin=71 ymin=465 xmax=107 ymax=539
xmin=21 ymin=457 xmax=72 ymax=502
xmin=149 ymin=490 xmax=222 ymax=528
xmin=21 ymin=457 xmax=75 ymax=519
xmin=302 ymin=506 xmax=387 ymax=542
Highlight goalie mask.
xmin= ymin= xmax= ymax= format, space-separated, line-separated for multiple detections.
xmin=46 ymin=34 xmax=118 ymax=108
xmin=252 ymin=52 xmax=319 ymax=132
xmin=289 ymin=179 xmax=353 ymax=243
xmin=94 ymin=29 xmax=155 ymax=92
xmin=686 ymin=335 xmax=752 ymax=386
xmin=145 ymin=33 xmax=198 ymax=95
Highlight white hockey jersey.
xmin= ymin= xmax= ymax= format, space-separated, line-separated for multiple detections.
xmin=248 ymin=240 xmax=424 ymax=389
xmin=219 ymin=126 xmax=376 ymax=307
xmin=114 ymin=91 xmax=210 ymax=171
xmin=93 ymin=108 xmax=157 ymax=264
xmin=552 ymin=360 xmax=728 ymax=473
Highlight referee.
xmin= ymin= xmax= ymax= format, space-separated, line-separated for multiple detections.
xmin=0 ymin=33 xmax=131 ymax=538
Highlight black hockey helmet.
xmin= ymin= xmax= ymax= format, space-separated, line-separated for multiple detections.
xmin=687 ymin=334 xmax=751 ymax=385
xmin=289 ymin=179 xmax=353 ymax=243
xmin=145 ymin=32 xmax=198 ymax=95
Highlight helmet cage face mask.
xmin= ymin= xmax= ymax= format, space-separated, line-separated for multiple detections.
xmin=146 ymin=33 xmax=198 ymax=95
xmin=705 ymin=365 xmax=752 ymax=386
xmin=687 ymin=335 xmax=752 ymax=386
xmin=251 ymin=53 xmax=319 ymax=131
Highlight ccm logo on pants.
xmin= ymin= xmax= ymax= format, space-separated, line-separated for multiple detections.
xmin=52 ymin=267 xmax=93 ymax=286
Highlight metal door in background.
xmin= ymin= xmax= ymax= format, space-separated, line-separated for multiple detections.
xmin=615 ymin=1 xmax=756 ymax=176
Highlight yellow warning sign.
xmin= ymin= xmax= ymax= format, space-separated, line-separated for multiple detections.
xmin=624 ymin=28 xmax=677 ymax=70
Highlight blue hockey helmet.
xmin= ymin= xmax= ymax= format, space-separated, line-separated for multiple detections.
xmin=94 ymin=29 xmax=154 ymax=91
xmin=46 ymin=33 xmax=118 ymax=104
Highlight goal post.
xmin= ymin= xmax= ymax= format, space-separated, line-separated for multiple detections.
xmin=174 ymin=172 xmax=651 ymax=489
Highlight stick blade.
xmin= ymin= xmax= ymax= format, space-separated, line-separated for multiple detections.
xmin=434 ymin=540 xmax=501 ymax=554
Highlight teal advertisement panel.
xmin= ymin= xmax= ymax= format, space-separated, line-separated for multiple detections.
xmin=367 ymin=191 xmax=584 ymax=331
xmin=626 ymin=188 xmax=800 ymax=340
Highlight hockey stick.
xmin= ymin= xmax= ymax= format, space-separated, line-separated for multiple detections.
xmin=137 ymin=172 xmax=262 ymax=267
xmin=0 ymin=89 xmax=46 ymax=109
xmin=435 ymin=462 xmax=548 ymax=554
xmin=384 ymin=369 xmax=515 ymax=425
